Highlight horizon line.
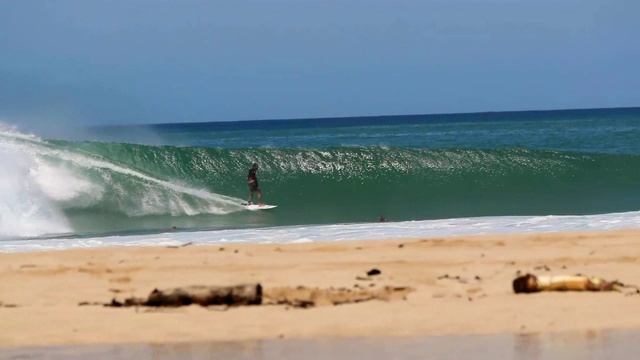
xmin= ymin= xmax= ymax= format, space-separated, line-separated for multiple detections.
xmin=96 ymin=105 xmax=640 ymax=128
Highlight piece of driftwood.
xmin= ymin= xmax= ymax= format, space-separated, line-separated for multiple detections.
xmin=108 ymin=283 xmax=262 ymax=307
xmin=264 ymin=285 xmax=413 ymax=308
xmin=512 ymin=274 xmax=628 ymax=294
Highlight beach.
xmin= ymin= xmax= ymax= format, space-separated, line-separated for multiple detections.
xmin=3 ymin=0 xmax=638 ymax=357
xmin=2 ymin=228 xmax=640 ymax=348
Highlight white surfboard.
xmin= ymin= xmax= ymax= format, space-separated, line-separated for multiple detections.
xmin=242 ymin=203 xmax=277 ymax=211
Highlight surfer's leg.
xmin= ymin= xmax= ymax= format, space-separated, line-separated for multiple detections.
xmin=248 ymin=184 xmax=256 ymax=204
xmin=257 ymin=189 xmax=264 ymax=206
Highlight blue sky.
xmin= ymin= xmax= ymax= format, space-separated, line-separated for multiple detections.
xmin=1 ymin=0 xmax=638 ymax=126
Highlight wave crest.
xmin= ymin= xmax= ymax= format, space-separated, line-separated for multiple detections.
xmin=0 ymin=127 xmax=244 ymax=238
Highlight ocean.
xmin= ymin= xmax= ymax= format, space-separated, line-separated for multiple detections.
xmin=2 ymin=107 xmax=640 ymax=252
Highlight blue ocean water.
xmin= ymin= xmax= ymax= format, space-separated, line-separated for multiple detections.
xmin=1 ymin=107 xmax=639 ymax=252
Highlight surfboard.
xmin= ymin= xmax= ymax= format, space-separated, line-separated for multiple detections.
xmin=241 ymin=203 xmax=277 ymax=211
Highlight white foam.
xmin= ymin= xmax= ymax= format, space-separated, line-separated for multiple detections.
xmin=2 ymin=210 xmax=640 ymax=253
xmin=0 ymin=146 xmax=72 ymax=238
xmin=0 ymin=124 xmax=246 ymax=238
xmin=31 ymin=158 xmax=103 ymax=202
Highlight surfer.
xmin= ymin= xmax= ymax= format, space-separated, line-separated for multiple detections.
xmin=247 ymin=162 xmax=264 ymax=206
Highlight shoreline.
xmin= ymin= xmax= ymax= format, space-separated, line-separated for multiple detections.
xmin=5 ymin=209 xmax=640 ymax=254
xmin=4 ymin=329 xmax=640 ymax=359
xmin=2 ymin=228 xmax=640 ymax=348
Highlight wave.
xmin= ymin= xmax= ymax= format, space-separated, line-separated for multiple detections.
xmin=2 ymin=127 xmax=640 ymax=238
xmin=0 ymin=127 xmax=244 ymax=238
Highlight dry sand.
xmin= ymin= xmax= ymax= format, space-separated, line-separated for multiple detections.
xmin=1 ymin=228 xmax=640 ymax=348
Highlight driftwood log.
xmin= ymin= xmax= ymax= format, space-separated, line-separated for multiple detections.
xmin=512 ymin=274 xmax=626 ymax=294
xmin=109 ymin=283 xmax=262 ymax=307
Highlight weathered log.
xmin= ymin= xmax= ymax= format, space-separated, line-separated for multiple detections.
xmin=513 ymin=274 xmax=625 ymax=294
xmin=109 ymin=283 xmax=262 ymax=307
xmin=263 ymin=285 xmax=413 ymax=308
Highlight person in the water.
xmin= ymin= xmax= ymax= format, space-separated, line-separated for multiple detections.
xmin=247 ymin=162 xmax=264 ymax=206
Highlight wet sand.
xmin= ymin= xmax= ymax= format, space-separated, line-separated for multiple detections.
xmin=1 ymin=228 xmax=640 ymax=349
xmin=2 ymin=329 xmax=638 ymax=360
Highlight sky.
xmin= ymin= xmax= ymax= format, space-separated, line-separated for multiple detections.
xmin=0 ymin=0 xmax=639 ymax=127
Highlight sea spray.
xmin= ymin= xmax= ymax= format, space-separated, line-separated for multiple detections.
xmin=0 ymin=126 xmax=245 ymax=237
xmin=0 ymin=132 xmax=72 ymax=237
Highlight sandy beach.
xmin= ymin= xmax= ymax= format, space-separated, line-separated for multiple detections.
xmin=2 ymin=228 xmax=640 ymax=348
